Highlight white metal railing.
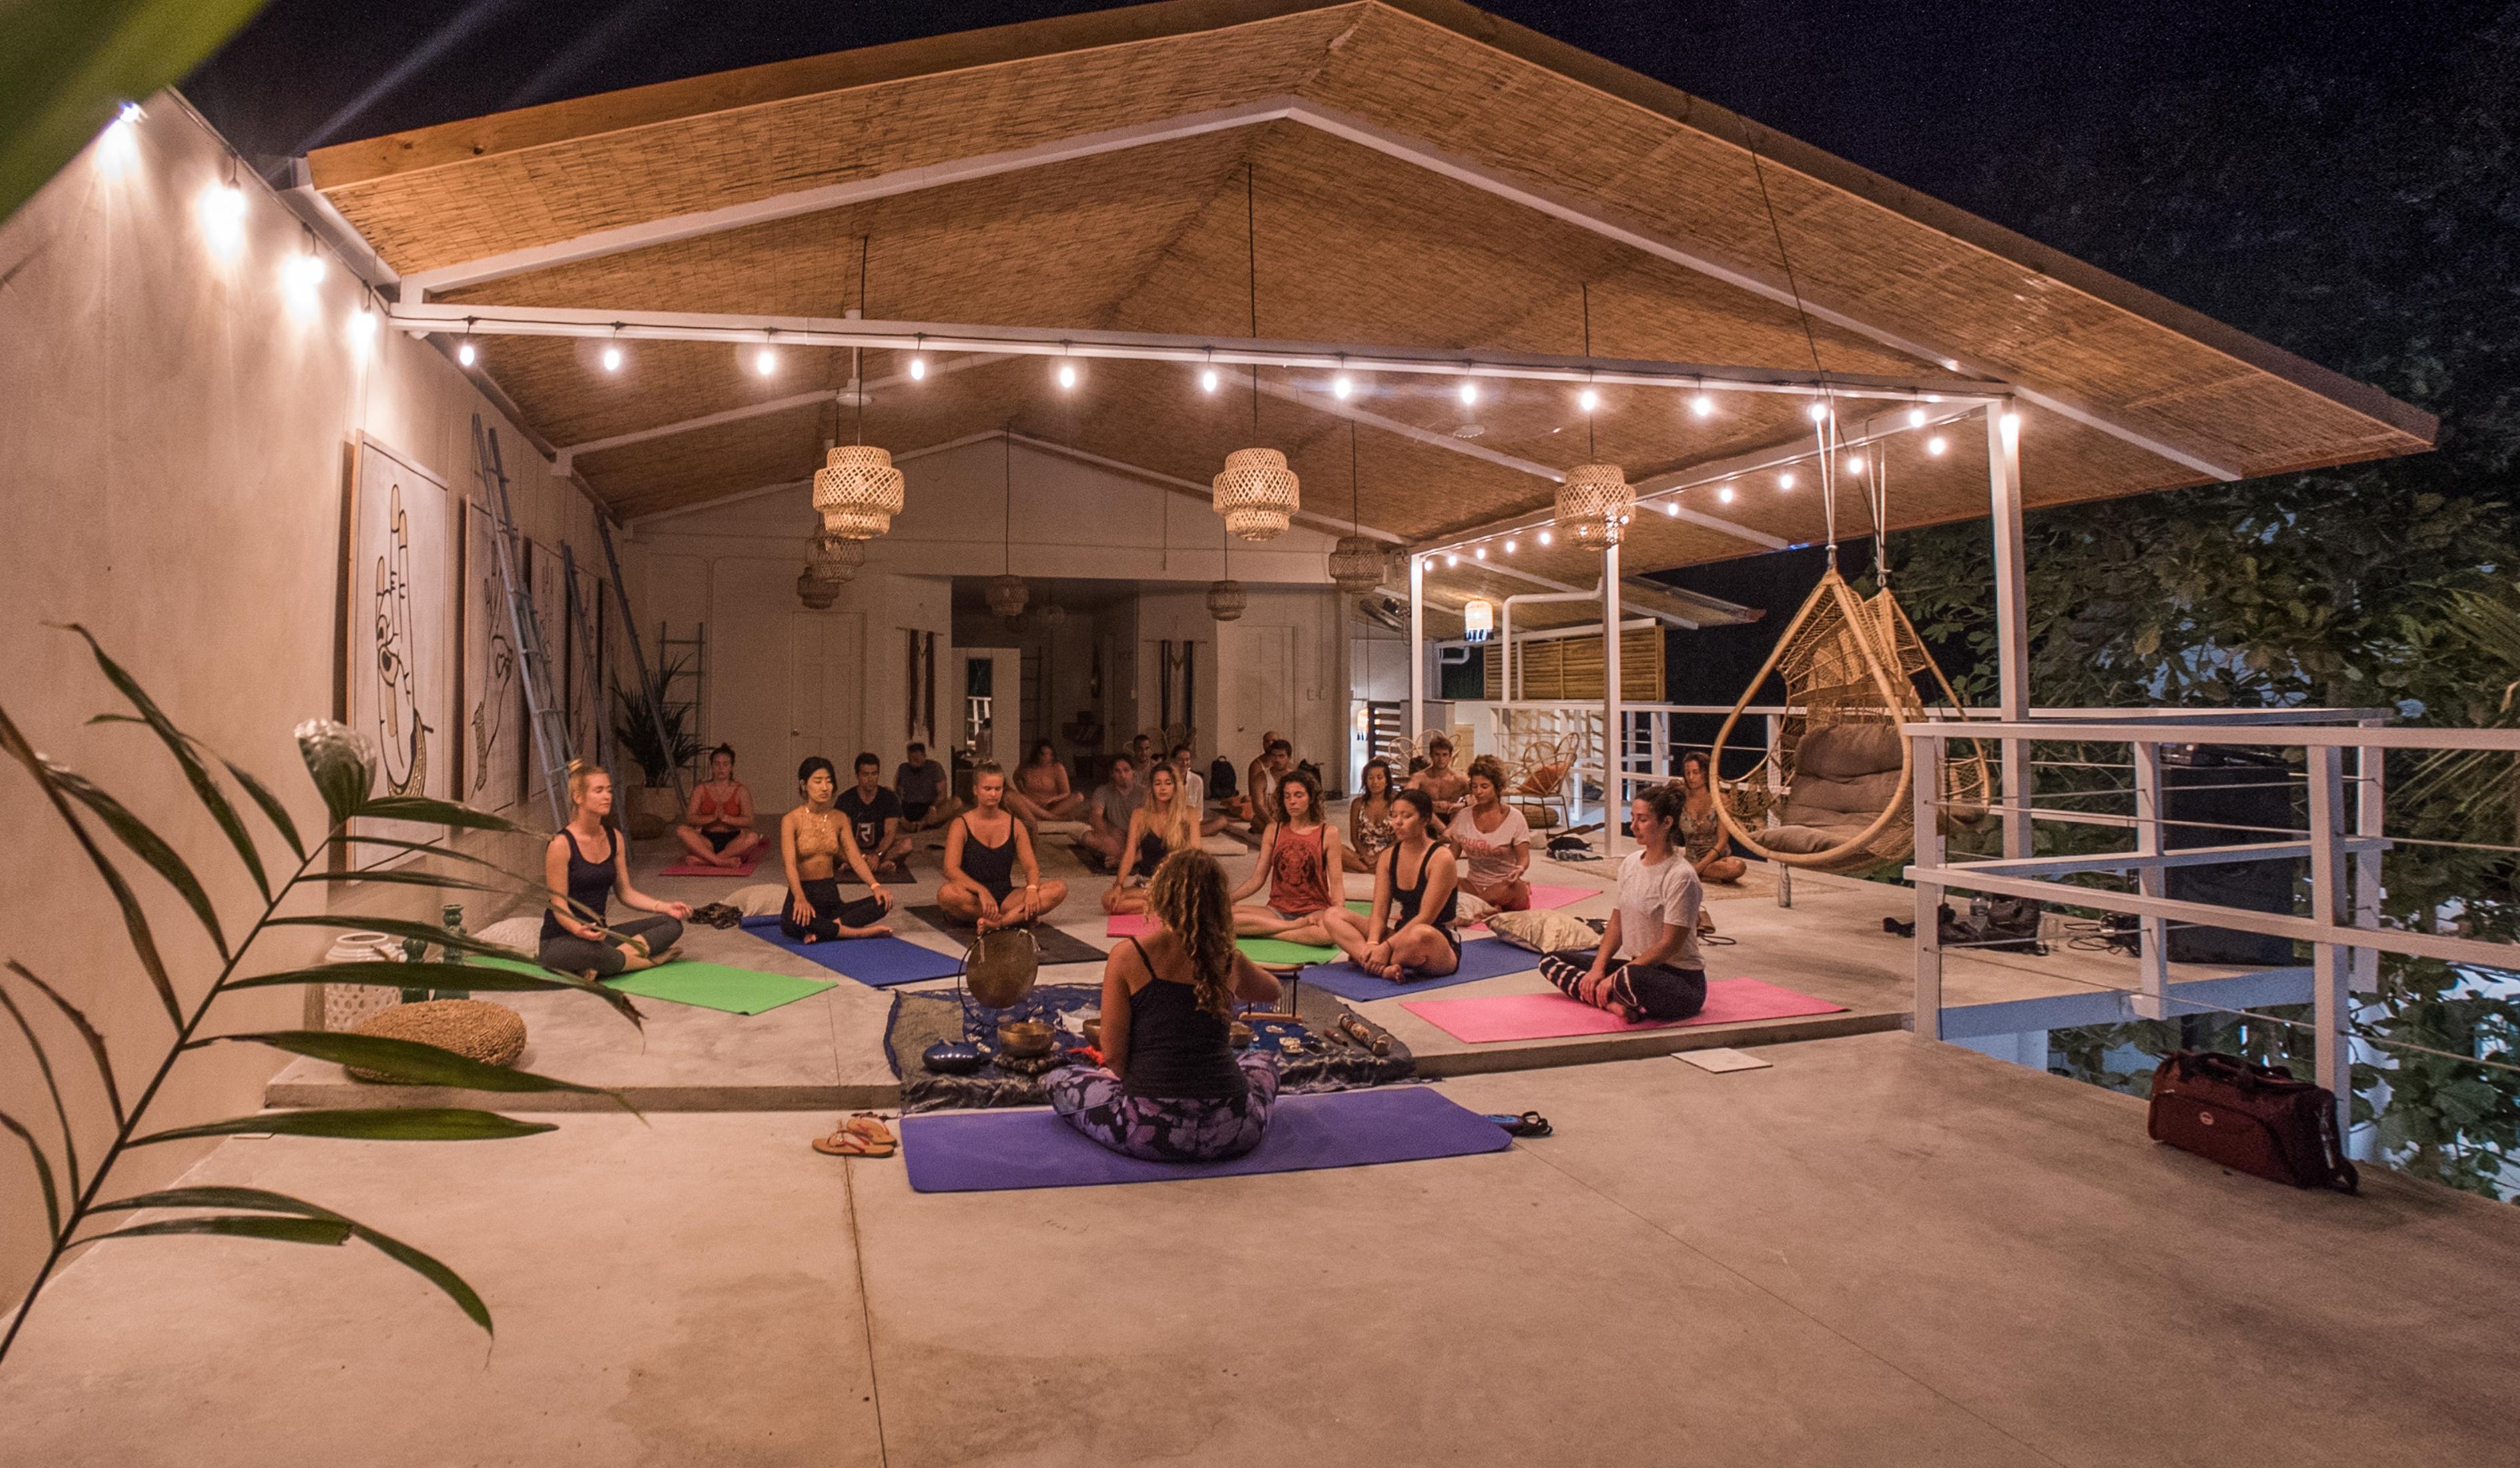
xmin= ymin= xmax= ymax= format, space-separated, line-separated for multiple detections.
xmin=1903 ymin=715 xmax=2520 ymax=1138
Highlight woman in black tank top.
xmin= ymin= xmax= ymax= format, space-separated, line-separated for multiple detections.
xmin=538 ymin=763 xmax=689 ymax=978
xmin=939 ymin=764 xmax=1070 ymax=932
xmin=1046 ymin=849 xmax=1286 ymax=1162
xmin=1331 ymin=787 xmax=1461 ymax=983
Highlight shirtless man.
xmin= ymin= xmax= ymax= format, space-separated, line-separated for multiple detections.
xmin=1244 ymin=737 xmax=1293 ymax=835
xmin=1409 ymin=733 xmax=1471 ymax=823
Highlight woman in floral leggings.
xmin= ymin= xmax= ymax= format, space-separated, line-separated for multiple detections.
xmin=1046 ymin=848 xmax=1285 ymax=1162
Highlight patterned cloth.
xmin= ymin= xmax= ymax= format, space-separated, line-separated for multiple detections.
xmin=1045 ymin=1052 xmax=1283 ymax=1162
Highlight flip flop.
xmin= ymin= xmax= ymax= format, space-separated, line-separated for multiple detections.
xmin=844 ymin=1112 xmax=897 ymax=1149
xmin=813 ymin=1113 xmax=897 ymax=1157
xmin=1484 ymin=1111 xmax=1552 ymax=1138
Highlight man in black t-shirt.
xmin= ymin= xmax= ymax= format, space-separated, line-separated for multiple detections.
xmin=836 ymin=752 xmax=910 ymax=877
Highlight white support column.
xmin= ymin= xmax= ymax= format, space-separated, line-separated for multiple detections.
xmin=2306 ymin=745 xmax=2352 ymax=1140
xmin=1987 ymin=402 xmax=2033 ymax=859
xmin=2353 ymin=721 xmax=2385 ymax=993
xmin=1602 ymin=542 xmax=1624 ymax=857
xmin=2131 ymin=741 xmax=2171 ymax=1020
xmin=1911 ymin=731 xmax=1947 ymax=1038
xmin=1407 ymin=553 xmax=1426 ymax=743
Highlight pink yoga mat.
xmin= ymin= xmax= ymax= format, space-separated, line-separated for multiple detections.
xmin=1523 ymin=884 xmax=1597 ymax=911
xmin=1105 ymin=912 xmax=1157 ymax=938
xmin=1401 ymin=979 xmax=1845 ymax=1044
xmin=658 ymin=849 xmax=766 ymax=877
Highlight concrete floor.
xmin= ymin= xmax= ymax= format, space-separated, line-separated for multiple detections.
xmin=9 ymin=1032 xmax=2513 ymax=1467
xmin=266 ymin=827 xmax=2271 ymax=1108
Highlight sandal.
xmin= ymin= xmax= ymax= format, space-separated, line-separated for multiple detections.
xmin=812 ymin=1114 xmax=897 ymax=1157
xmin=1484 ymin=1111 xmax=1553 ymax=1138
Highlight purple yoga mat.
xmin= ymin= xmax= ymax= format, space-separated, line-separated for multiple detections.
xmin=738 ymin=918 xmax=964 ymax=987
xmin=1295 ymin=936 xmax=1540 ymax=1004
xmin=900 ymin=1086 xmax=1510 ymax=1192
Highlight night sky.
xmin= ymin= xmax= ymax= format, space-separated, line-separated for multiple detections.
xmin=188 ymin=0 xmax=2489 ymax=254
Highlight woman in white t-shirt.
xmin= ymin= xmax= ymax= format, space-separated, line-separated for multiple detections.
xmin=1445 ymin=755 xmax=1532 ymax=911
xmin=1536 ymin=785 xmax=1706 ymax=1022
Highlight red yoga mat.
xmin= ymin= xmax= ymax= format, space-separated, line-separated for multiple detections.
xmin=1401 ymin=978 xmax=1845 ymax=1044
xmin=658 ymin=847 xmax=767 ymax=877
xmin=1106 ymin=912 xmax=1157 ymax=938
xmin=1522 ymin=883 xmax=1598 ymax=910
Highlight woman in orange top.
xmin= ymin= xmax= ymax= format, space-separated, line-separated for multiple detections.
xmin=1228 ymin=768 xmax=1360 ymax=952
xmin=675 ymin=744 xmax=761 ymax=868
xmin=1004 ymin=739 xmax=1087 ymax=827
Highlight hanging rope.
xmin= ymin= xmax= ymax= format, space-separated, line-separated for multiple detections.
xmin=1246 ymin=163 xmax=1262 ymax=434
xmin=852 ymin=234 xmax=871 ymax=445
xmin=1580 ymin=282 xmax=1598 ymax=461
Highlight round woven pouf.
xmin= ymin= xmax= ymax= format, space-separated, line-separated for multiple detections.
xmin=348 ymin=1000 xmax=527 ymax=1083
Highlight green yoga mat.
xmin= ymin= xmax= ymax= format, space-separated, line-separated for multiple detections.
xmin=1236 ymin=936 xmax=1341 ymax=966
xmin=477 ymin=956 xmax=834 ymax=1016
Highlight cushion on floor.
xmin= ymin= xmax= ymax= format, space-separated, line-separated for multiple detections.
xmin=348 ymin=999 xmax=526 ymax=1080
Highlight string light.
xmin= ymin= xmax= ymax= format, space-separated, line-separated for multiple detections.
xmin=1717 ymin=484 xmax=1737 ymax=504
xmin=1474 ymin=546 xmax=1486 ymax=560
xmin=1927 ymin=436 xmax=1948 ymax=456
xmin=1577 ymin=387 xmax=1599 ymax=413
xmin=1690 ymin=394 xmax=1714 ymax=418
xmin=1057 ymin=360 xmax=1078 ymax=390
xmin=1537 ymin=529 xmax=1553 ymax=546
xmin=1332 ymin=372 xmax=1353 ymax=400
xmin=281 ymin=244 xmax=325 ymax=309
xmin=908 ymin=336 xmax=927 ymax=380
xmin=1779 ymin=471 xmax=1797 ymax=490
xmin=198 ymin=179 xmax=246 ymax=256
xmin=457 ymin=320 xmax=477 ymax=368
xmin=1200 ymin=367 xmax=1219 ymax=394
xmin=1805 ymin=402 xmax=1829 ymax=423
xmin=1458 ymin=381 xmax=1479 ymax=407
xmin=1445 ymin=554 xmax=1460 ymax=567
xmin=99 ymin=103 xmax=143 ymax=173
xmin=1846 ymin=456 xmax=1866 ymax=475
xmin=1662 ymin=500 xmax=1679 ymax=516
xmin=1504 ymin=539 xmax=1518 ymax=553
xmin=753 ymin=334 xmax=777 ymax=378
xmin=601 ymin=324 xmax=623 ymax=373
xmin=348 ymin=301 xmax=379 ymax=359
xmin=1908 ymin=407 xmax=1928 ymax=428
xmin=2001 ymin=411 xmax=2022 ymax=439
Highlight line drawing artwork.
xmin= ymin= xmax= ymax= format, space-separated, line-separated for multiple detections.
xmin=371 ymin=480 xmax=430 ymax=796
xmin=346 ymin=436 xmax=454 ymax=863
xmin=468 ymin=512 xmax=517 ymax=804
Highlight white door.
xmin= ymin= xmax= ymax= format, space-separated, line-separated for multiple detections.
xmin=786 ymin=612 xmax=862 ymax=804
xmin=1221 ymin=623 xmax=1295 ymax=758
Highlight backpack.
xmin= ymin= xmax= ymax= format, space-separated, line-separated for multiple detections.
xmin=1208 ymin=757 xmax=1238 ymax=798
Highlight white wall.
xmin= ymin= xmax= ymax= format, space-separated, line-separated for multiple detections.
xmin=0 ymin=97 xmax=597 ymax=1303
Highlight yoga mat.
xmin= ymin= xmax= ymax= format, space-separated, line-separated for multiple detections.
xmin=1237 ymin=936 xmax=1340 ymax=966
xmin=1105 ymin=912 xmax=1157 ymax=938
xmin=1295 ymin=936 xmax=1539 ymax=1004
xmin=474 ymin=956 xmax=832 ymax=1016
xmin=906 ymin=906 xmax=1107 ymax=966
xmin=1524 ymin=883 xmax=1598 ymax=911
xmin=901 ymin=1086 xmax=1508 ymax=1192
xmin=657 ymin=847 xmax=766 ymax=877
xmin=737 ymin=918 xmax=966 ymax=987
xmin=1401 ymin=978 xmax=1847 ymax=1044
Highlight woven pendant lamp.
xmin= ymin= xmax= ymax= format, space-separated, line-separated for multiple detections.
xmin=796 ymin=568 xmax=840 ymax=611
xmin=1327 ymin=420 xmax=1386 ymax=593
xmin=814 ymin=241 xmax=907 ymax=539
xmin=1557 ymin=462 xmax=1634 ymax=548
xmin=988 ymin=430 xmax=1028 ymax=619
xmin=1208 ymin=518 xmax=1245 ymax=622
xmin=1211 ymin=165 xmax=1297 ymax=542
xmin=797 ymin=530 xmax=859 ymax=609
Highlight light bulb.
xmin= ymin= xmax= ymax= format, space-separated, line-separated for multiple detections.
xmin=1662 ymin=500 xmax=1679 ymax=516
xmin=1333 ymin=374 xmax=1353 ymax=400
xmin=1445 ymin=554 xmax=1459 ymax=567
xmin=1907 ymin=407 xmax=1927 ymax=428
xmin=198 ymin=182 xmax=247 ymax=255
xmin=117 ymin=101 xmax=143 ymax=125
xmin=1690 ymin=394 xmax=1713 ymax=418
xmin=1779 ymin=472 xmax=1796 ymax=490
xmin=348 ymin=306 xmax=378 ymax=358
xmin=1846 ymin=456 xmax=1865 ymax=474
xmin=753 ymin=346 xmax=776 ymax=377
xmin=1927 ymin=436 xmax=1948 ymax=456
xmin=457 ymin=340 xmax=477 ymax=367
xmin=1474 ymin=546 xmax=1486 ymax=560
xmin=1503 ymin=539 xmax=1517 ymax=554
xmin=1941 ymin=358 xmax=1961 ymax=371
xmin=1058 ymin=362 xmax=1077 ymax=390
xmin=2001 ymin=411 xmax=2021 ymax=438
xmin=601 ymin=344 xmax=623 ymax=372
xmin=281 ymin=251 xmax=325 ymax=312
xmin=1578 ymin=388 xmax=1599 ymax=413
xmin=908 ymin=354 xmax=927 ymax=381
xmin=1717 ymin=485 xmax=1737 ymax=504
xmin=1538 ymin=529 xmax=1553 ymax=546
xmin=1199 ymin=368 xmax=1219 ymax=394
xmin=99 ymin=105 xmax=142 ymax=173
xmin=1806 ymin=402 xmax=1828 ymax=423
xmin=1458 ymin=381 xmax=1478 ymax=407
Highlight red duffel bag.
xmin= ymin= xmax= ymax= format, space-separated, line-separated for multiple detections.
xmin=2146 ymin=1052 xmax=2358 ymax=1193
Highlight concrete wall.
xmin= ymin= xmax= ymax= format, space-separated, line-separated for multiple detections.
xmin=0 ymin=99 xmax=594 ymax=1305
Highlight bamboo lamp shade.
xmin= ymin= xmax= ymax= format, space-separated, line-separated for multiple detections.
xmin=1211 ymin=447 xmax=1299 ymax=541
xmin=814 ymin=444 xmax=906 ymax=539
xmin=1556 ymin=462 xmax=1634 ymax=548
xmin=808 ymin=530 xmax=862 ymax=581
xmin=796 ymin=567 xmax=840 ymax=610
xmin=1206 ymin=579 xmax=1248 ymax=622
xmin=986 ymin=573 xmax=1029 ymax=619
xmin=1327 ymin=533 xmax=1387 ymax=593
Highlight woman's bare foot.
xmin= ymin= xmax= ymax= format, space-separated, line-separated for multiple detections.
xmin=798 ymin=933 xmax=820 ymax=945
xmin=840 ymin=924 xmax=895 ymax=940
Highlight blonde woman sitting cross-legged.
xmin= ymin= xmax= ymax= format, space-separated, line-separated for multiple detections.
xmin=1229 ymin=768 xmax=1361 ymax=951
xmin=940 ymin=763 xmax=1070 ymax=932
xmin=1330 ymin=788 xmax=1461 ymax=983
xmin=1105 ymin=762 xmax=1201 ymax=915
xmin=540 ymin=762 xmax=689 ymax=978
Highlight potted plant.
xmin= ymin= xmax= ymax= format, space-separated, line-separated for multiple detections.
xmin=611 ymin=661 xmax=697 ymax=839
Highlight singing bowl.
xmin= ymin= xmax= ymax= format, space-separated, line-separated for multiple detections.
xmin=1229 ymin=1022 xmax=1255 ymax=1050
xmin=996 ymin=1020 xmax=1056 ymax=1058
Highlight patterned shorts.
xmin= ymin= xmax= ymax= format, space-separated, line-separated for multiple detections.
xmin=1044 ymin=1052 xmax=1282 ymax=1162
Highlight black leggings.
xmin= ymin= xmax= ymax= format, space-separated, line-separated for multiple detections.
xmin=539 ymin=914 xmax=683 ymax=978
xmin=781 ymin=877 xmax=886 ymax=942
xmin=1538 ymin=948 xmax=1706 ymax=1021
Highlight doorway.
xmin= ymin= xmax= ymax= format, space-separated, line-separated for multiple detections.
xmin=1220 ymin=623 xmax=1294 ymax=761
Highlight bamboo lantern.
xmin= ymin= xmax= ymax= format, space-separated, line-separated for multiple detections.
xmin=986 ymin=573 xmax=1029 ymax=619
xmin=1327 ymin=533 xmax=1387 ymax=593
xmin=1212 ymin=448 xmax=1299 ymax=541
xmin=1206 ymin=579 xmax=1247 ymax=622
xmin=1556 ymin=462 xmax=1634 ymax=548
xmin=814 ymin=444 xmax=906 ymax=539
xmin=796 ymin=567 xmax=840 ymax=611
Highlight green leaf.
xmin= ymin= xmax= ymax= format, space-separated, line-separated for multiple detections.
xmin=0 ymin=0 xmax=272 ymax=228
xmin=302 ymin=866 xmax=511 ymax=897
xmin=354 ymin=795 xmax=521 ymax=834
xmin=92 ymin=1185 xmax=490 ymax=1332
xmin=133 ymin=1108 xmax=557 ymax=1146
xmin=0 ymin=1108 xmax=61 ymax=1236
xmin=323 ymin=833 xmax=535 ymax=878
xmin=206 ymin=1032 xmax=611 ymax=1100
xmin=95 ymin=715 xmax=308 ymax=861
xmin=0 ymin=703 xmax=182 ymax=1026
xmin=265 ymin=914 xmax=538 ymax=962
xmin=43 ymin=762 xmax=227 ymax=958
xmin=226 ymin=955 xmax=645 ymax=1028
xmin=84 ymin=1215 xmax=354 ymax=1248
xmin=0 ymin=982 xmax=79 ymax=1192
xmin=59 ymin=624 xmax=272 ymax=902
xmin=5 ymin=961 xmax=125 ymax=1124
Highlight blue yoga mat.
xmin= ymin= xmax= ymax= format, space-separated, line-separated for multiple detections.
xmin=900 ymin=1086 xmax=1510 ymax=1192
xmin=1295 ymin=936 xmax=1540 ymax=1003
xmin=739 ymin=916 xmax=964 ymax=988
